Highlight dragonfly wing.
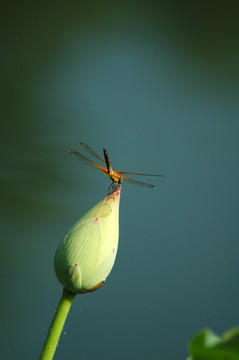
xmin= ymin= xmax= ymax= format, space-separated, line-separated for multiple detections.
xmin=118 ymin=170 xmax=164 ymax=177
xmin=121 ymin=175 xmax=155 ymax=188
xmin=69 ymin=150 xmax=106 ymax=172
xmin=80 ymin=142 xmax=106 ymax=164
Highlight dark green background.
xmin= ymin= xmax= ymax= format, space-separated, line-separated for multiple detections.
xmin=1 ymin=2 xmax=239 ymax=359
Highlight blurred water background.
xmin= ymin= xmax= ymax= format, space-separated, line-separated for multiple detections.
xmin=1 ymin=2 xmax=239 ymax=359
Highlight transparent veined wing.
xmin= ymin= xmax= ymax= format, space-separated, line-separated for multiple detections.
xmin=120 ymin=175 xmax=155 ymax=188
xmin=68 ymin=150 xmax=107 ymax=173
xmin=118 ymin=170 xmax=165 ymax=177
xmin=80 ymin=142 xmax=106 ymax=164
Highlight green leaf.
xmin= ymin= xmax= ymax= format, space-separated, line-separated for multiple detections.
xmin=187 ymin=327 xmax=239 ymax=360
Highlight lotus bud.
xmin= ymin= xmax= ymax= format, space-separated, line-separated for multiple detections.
xmin=54 ymin=186 xmax=121 ymax=294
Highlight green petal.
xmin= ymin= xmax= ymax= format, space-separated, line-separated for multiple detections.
xmin=54 ymin=187 xmax=121 ymax=293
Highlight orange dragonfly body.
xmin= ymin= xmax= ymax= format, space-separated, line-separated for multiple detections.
xmin=69 ymin=142 xmax=164 ymax=188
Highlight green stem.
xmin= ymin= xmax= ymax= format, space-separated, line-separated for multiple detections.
xmin=39 ymin=287 xmax=76 ymax=360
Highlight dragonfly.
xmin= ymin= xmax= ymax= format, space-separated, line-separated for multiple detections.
xmin=69 ymin=142 xmax=164 ymax=188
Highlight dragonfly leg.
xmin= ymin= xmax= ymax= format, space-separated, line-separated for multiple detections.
xmin=107 ymin=182 xmax=121 ymax=194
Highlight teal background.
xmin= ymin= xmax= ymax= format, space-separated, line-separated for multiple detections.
xmin=1 ymin=2 xmax=239 ymax=359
